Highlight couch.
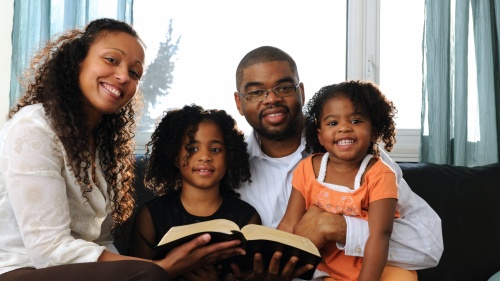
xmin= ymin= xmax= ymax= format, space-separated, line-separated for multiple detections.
xmin=116 ymin=155 xmax=500 ymax=281
xmin=398 ymin=161 xmax=500 ymax=281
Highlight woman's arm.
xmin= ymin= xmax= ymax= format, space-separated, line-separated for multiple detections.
xmin=358 ymin=198 xmax=397 ymax=281
xmin=3 ymin=116 xmax=108 ymax=267
xmin=100 ymin=235 xmax=244 ymax=278
xmin=3 ymin=114 xmax=244 ymax=278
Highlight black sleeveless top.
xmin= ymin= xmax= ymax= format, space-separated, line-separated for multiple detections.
xmin=146 ymin=192 xmax=258 ymax=245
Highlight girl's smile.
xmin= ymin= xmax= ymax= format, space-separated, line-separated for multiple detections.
xmin=177 ymin=121 xmax=227 ymax=191
xmin=317 ymin=95 xmax=375 ymax=165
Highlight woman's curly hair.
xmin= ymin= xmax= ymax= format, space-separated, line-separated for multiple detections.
xmin=144 ymin=104 xmax=251 ymax=198
xmin=8 ymin=18 xmax=145 ymax=232
xmin=304 ymin=80 xmax=397 ymax=155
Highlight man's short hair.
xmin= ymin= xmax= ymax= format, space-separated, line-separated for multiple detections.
xmin=235 ymin=46 xmax=299 ymax=90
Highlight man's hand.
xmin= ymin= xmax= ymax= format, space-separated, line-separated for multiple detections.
xmin=293 ymin=205 xmax=347 ymax=249
xmin=230 ymin=251 xmax=313 ymax=281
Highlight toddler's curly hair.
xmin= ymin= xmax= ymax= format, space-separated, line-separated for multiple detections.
xmin=305 ymin=80 xmax=397 ymax=155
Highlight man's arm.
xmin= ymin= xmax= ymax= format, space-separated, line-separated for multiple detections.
xmin=294 ymin=177 xmax=444 ymax=270
xmin=351 ymin=180 xmax=443 ymax=269
xmin=374 ymin=150 xmax=443 ymax=269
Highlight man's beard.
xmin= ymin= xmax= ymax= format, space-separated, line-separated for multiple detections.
xmin=255 ymin=115 xmax=304 ymax=141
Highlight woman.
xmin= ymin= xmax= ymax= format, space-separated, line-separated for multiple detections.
xmin=0 ymin=18 xmax=243 ymax=281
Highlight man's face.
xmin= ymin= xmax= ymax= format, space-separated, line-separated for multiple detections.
xmin=234 ymin=61 xmax=305 ymax=141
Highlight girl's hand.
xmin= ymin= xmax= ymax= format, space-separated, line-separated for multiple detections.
xmin=155 ymin=233 xmax=244 ymax=278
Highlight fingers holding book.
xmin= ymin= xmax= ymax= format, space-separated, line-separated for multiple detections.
xmin=229 ymin=251 xmax=315 ymax=281
xmin=153 ymin=220 xmax=321 ymax=279
xmin=155 ymin=233 xmax=245 ymax=278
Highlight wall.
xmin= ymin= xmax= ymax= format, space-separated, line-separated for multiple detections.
xmin=0 ymin=0 xmax=14 ymax=127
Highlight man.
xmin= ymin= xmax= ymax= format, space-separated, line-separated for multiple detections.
xmin=232 ymin=46 xmax=443 ymax=279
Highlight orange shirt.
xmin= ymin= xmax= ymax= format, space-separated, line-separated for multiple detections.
xmin=292 ymin=154 xmax=399 ymax=281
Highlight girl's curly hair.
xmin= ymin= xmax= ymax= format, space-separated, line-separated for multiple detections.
xmin=8 ymin=18 xmax=145 ymax=232
xmin=144 ymin=104 xmax=251 ymax=198
xmin=305 ymin=80 xmax=397 ymax=155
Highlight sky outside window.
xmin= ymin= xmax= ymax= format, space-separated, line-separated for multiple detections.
xmin=133 ymin=0 xmax=347 ymax=134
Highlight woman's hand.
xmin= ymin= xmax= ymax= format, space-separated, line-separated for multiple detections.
xmin=155 ymin=233 xmax=244 ymax=278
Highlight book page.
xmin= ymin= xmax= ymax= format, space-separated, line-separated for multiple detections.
xmin=158 ymin=219 xmax=239 ymax=246
xmin=240 ymin=224 xmax=320 ymax=256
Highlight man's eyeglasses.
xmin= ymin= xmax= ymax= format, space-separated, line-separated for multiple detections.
xmin=239 ymin=83 xmax=300 ymax=103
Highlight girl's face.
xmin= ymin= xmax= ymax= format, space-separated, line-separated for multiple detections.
xmin=79 ymin=31 xmax=145 ymax=127
xmin=177 ymin=121 xmax=227 ymax=192
xmin=317 ymin=95 xmax=376 ymax=164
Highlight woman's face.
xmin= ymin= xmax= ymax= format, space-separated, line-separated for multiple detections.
xmin=78 ymin=31 xmax=145 ymax=127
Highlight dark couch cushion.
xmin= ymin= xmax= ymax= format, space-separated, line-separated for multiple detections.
xmin=399 ymin=162 xmax=500 ymax=281
xmin=117 ymin=156 xmax=500 ymax=281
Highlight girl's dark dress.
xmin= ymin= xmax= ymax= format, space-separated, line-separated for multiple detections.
xmin=128 ymin=192 xmax=258 ymax=279
xmin=148 ymin=192 xmax=256 ymax=243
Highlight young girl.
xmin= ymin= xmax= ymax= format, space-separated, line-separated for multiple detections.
xmin=0 ymin=18 xmax=243 ymax=281
xmin=129 ymin=104 xmax=261 ymax=280
xmin=278 ymin=80 xmax=416 ymax=281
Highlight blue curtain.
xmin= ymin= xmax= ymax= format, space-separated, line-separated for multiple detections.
xmin=421 ymin=0 xmax=500 ymax=166
xmin=9 ymin=0 xmax=134 ymax=105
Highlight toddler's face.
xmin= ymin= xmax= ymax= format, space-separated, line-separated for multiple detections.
xmin=316 ymin=95 xmax=375 ymax=163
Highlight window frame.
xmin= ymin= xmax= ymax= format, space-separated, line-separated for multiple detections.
xmin=347 ymin=0 xmax=419 ymax=162
xmin=0 ymin=0 xmax=420 ymax=162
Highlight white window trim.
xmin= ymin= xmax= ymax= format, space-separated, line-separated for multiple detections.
xmin=346 ymin=0 xmax=380 ymax=83
xmin=347 ymin=0 xmax=420 ymax=162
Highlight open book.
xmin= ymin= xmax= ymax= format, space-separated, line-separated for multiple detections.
xmin=152 ymin=219 xmax=322 ymax=280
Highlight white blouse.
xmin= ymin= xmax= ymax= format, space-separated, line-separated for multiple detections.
xmin=0 ymin=104 xmax=117 ymax=275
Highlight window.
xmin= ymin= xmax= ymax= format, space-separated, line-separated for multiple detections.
xmin=379 ymin=0 xmax=425 ymax=161
xmin=380 ymin=0 xmax=424 ymax=130
xmin=1 ymin=0 xmax=425 ymax=161
xmin=131 ymin=0 xmax=347 ymax=151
